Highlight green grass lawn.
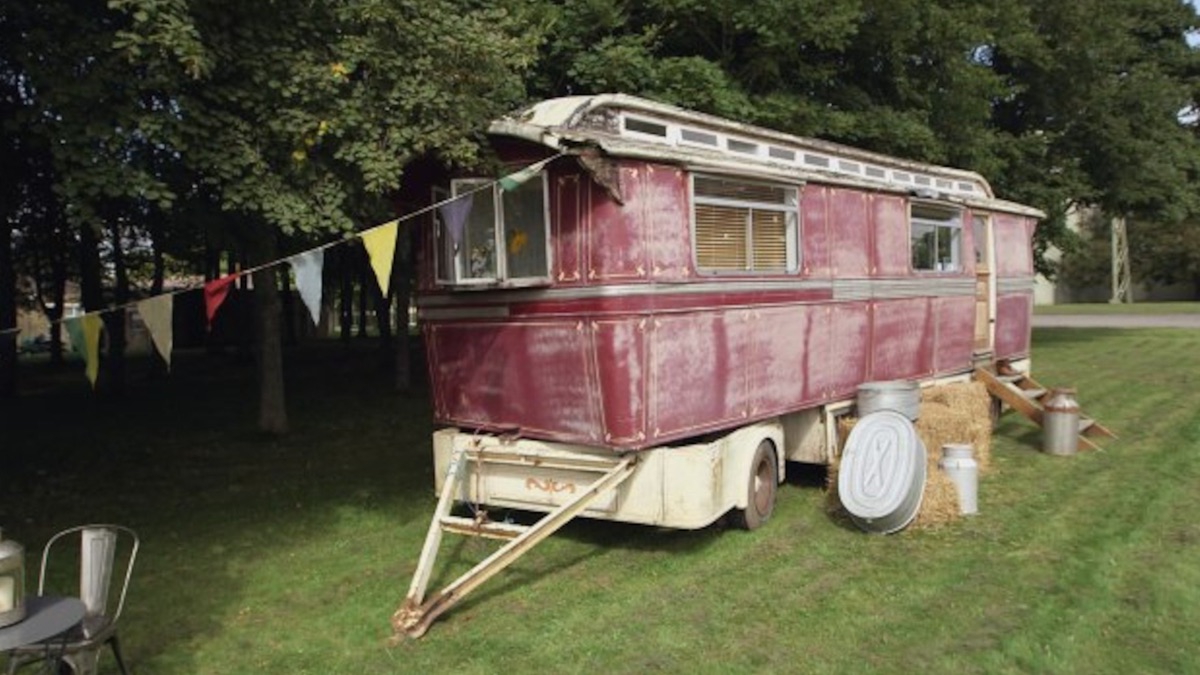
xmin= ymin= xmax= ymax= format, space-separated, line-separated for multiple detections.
xmin=3 ymin=331 xmax=1199 ymax=674
xmin=1034 ymin=301 xmax=1200 ymax=315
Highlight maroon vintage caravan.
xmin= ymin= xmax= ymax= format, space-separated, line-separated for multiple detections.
xmin=396 ymin=94 xmax=1041 ymax=636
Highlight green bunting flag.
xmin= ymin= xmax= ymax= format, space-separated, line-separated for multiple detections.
xmin=498 ymin=157 xmax=554 ymax=191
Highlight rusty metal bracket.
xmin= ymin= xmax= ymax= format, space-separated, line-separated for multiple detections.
xmin=393 ymin=449 xmax=637 ymax=639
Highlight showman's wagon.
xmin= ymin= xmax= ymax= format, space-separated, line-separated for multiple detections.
xmin=395 ymin=94 xmax=1043 ymax=637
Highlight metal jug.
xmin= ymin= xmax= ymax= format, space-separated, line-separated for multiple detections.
xmin=0 ymin=529 xmax=26 ymax=628
xmin=1043 ymin=388 xmax=1080 ymax=456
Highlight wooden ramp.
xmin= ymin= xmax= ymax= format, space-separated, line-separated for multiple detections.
xmin=975 ymin=368 xmax=1117 ymax=451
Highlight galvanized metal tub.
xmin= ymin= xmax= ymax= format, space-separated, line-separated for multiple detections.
xmin=857 ymin=380 xmax=920 ymax=421
xmin=838 ymin=410 xmax=927 ymax=534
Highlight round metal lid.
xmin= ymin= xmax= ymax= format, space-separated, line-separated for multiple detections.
xmin=838 ymin=410 xmax=927 ymax=533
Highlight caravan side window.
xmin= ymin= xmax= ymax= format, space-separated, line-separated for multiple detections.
xmin=910 ymin=204 xmax=962 ymax=272
xmin=436 ymin=174 xmax=551 ymax=286
xmin=691 ymin=175 xmax=799 ymax=273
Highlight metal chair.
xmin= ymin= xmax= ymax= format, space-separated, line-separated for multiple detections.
xmin=5 ymin=525 xmax=139 ymax=675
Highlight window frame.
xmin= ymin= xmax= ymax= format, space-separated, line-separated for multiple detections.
xmin=909 ymin=202 xmax=964 ymax=274
xmin=689 ymin=173 xmax=801 ymax=275
xmin=434 ymin=173 xmax=553 ymax=288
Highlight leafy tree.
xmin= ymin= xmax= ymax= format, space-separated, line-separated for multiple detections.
xmin=107 ymin=0 xmax=541 ymax=430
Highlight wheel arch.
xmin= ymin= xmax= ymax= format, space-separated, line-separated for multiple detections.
xmin=724 ymin=420 xmax=785 ymax=511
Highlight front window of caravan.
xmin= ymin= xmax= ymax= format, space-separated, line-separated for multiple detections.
xmin=436 ymin=175 xmax=550 ymax=285
xmin=910 ymin=204 xmax=962 ymax=272
xmin=692 ymin=175 xmax=799 ymax=273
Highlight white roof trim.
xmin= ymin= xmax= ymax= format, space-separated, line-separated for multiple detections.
xmin=489 ymin=94 xmax=1045 ymax=218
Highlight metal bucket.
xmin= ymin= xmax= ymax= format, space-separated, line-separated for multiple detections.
xmin=939 ymin=444 xmax=978 ymax=515
xmin=838 ymin=410 xmax=927 ymax=534
xmin=1042 ymin=388 xmax=1080 ymax=456
xmin=857 ymin=380 xmax=920 ymax=421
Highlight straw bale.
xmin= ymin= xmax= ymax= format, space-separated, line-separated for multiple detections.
xmin=825 ymin=381 xmax=995 ymax=531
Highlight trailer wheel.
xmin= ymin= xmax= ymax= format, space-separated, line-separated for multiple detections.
xmin=730 ymin=440 xmax=778 ymax=531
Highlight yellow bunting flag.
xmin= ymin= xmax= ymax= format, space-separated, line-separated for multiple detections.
xmin=361 ymin=220 xmax=399 ymax=296
xmin=81 ymin=314 xmax=104 ymax=388
xmin=138 ymin=294 xmax=174 ymax=370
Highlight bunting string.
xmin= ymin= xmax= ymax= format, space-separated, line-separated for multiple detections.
xmin=0 ymin=154 xmax=564 ymax=384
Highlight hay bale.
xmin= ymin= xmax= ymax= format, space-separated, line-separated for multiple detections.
xmin=826 ymin=381 xmax=994 ymax=531
xmin=917 ymin=381 xmax=993 ymax=473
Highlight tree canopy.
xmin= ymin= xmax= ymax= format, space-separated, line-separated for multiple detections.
xmin=3 ymin=0 xmax=1199 ymax=403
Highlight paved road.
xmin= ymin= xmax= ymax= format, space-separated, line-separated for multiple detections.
xmin=1033 ymin=314 xmax=1200 ymax=329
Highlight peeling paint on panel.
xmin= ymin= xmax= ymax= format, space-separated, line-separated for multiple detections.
xmin=933 ymin=295 xmax=975 ymax=372
xmin=589 ymin=164 xmax=648 ymax=281
xmin=872 ymin=193 xmax=910 ymax=277
xmin=994 ymin=214 xmax=1034 ymax=277
xmin=553 ymin=174 xmax=583 ymax=284
xmin=748 ymin=305 xmax=809 ymax=415
xmin=430 ymin=321 xmax=601 ymax=441
xmin=593 ymin=319 xmax=647 ymax=444
xmin=802 ymin=185 xmax=831 ymax=277
xmin=645 ymin=167 xmax=692 ymax=280
xmin=995 ymin=293 xmax=1033 ymax=358
xmin=830 ymin=189 xmax=871 ymax=277
xmin=871 ymin=298 xmax=934 ymax=381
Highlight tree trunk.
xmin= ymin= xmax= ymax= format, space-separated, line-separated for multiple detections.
xmin=280 ymin=264 xmax=297 ymax=346
xmin=48 ymin=256 xmax=66 ymax=366
xmin=104 ymin=218 xmax=129 ymax=395
xmin=249 ymin=226 xmax=287 ymax=435
xmin=150 ymin=219 xmax=165 ymax=296
xmin=78 ymin=222 xmax=105 ymax=387
xmin=372 ymin=270 xmax=393 ymax=354
xmin=356 ymin=249 xmax=369 ymax=338
xmin=339 ymin=248 xmax=353 ymax=342
xmin=393 ymin=227 xmax=414 ymax=392
xmin=0 ymin=218 xmax=16 ymax=398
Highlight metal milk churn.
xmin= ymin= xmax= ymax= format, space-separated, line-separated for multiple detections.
xmin=1042 ymin=388 xmax=1080 ymax=456
xmin=0 ymin=529 xmax=27 ymax=628
xmin=938 ymin=444 xmax=978 ymax=515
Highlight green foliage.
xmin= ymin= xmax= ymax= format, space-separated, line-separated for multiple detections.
xmin=530 ymin=0 xmax=1200 ymax=277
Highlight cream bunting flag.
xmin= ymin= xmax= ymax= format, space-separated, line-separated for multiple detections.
xmin=361 ymin=220 xmax=398 ymax=296
xmin=289 ymin=249 xmax=324 ymax=325
xmin=81 ymin=314 xmax=104 ymax=388
xmin=138 ymin=294 xmax=174 ymax=370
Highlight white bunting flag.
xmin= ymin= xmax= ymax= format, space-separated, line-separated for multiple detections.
xmin=137 ymin=295 xmax=174 ymax=370
xmin=289 ymin=249 xmax=324 ymax=326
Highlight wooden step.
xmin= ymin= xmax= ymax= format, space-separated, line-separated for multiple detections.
xmin=439 ymin=516 xmax=530 ymax=541
xmin=975 ymin=368 xmax=1117 ymax=451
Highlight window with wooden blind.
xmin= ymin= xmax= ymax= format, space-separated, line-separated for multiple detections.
xmin=691 ymin=175 xmax=798 ymax=273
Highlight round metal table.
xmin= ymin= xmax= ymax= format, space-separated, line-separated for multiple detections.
xmin=0 ymin=595 xmax=86 ymax=651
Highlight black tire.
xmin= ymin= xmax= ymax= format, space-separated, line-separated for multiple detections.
xmin=730 ymin=440 xmax=778 ymax=531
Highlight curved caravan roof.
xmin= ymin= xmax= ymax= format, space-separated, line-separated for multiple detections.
xmin=490 ymin=94 xmax=1043 ymax=218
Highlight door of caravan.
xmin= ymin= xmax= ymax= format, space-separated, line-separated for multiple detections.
xmin=973 ymin=214 xmax=995 ymax=354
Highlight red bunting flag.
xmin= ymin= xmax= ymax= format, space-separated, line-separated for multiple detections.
xmin=204 ymin=274 xmax=239 ymax=330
